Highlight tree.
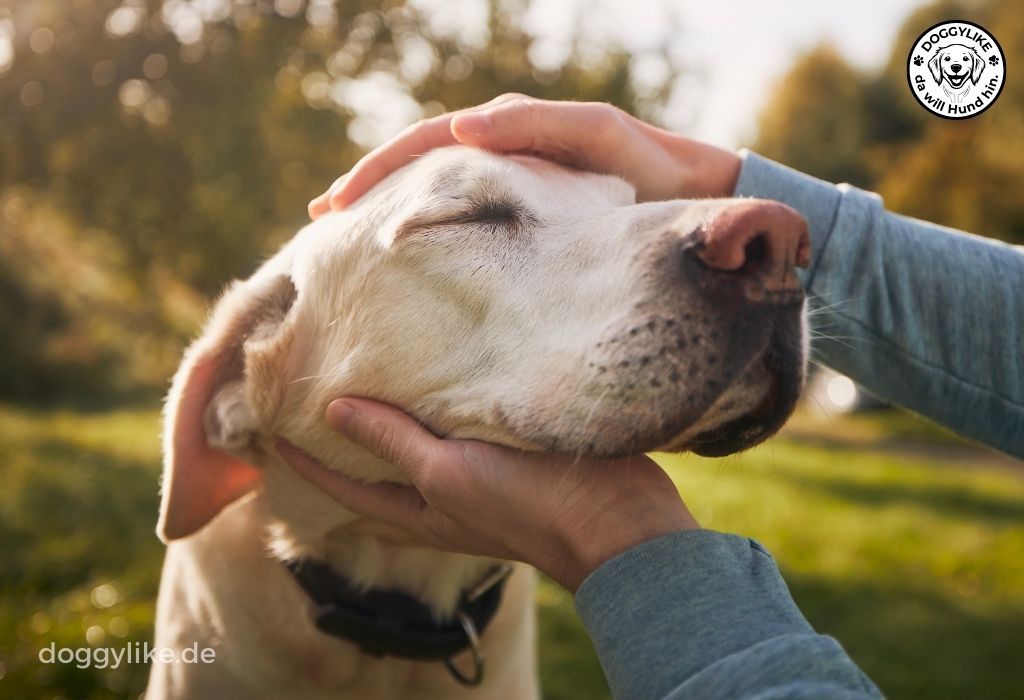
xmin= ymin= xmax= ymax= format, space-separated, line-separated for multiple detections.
xmin=753 ymin=0 xmax=1024 ymax=245
xmin=756 ymin=45 xmax=877 ymax=187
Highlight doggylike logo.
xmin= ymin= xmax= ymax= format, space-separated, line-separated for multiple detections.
xmin=907 ymin=20 xmax=1005 ymax=119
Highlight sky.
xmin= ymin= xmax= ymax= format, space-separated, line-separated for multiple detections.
xmin=520 ymin=0 xmax=932 ymax=148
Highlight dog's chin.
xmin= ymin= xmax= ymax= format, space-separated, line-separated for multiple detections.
xmin=659 ymin=366 xmax=802 ymax=457
xmin=685 ymin=375 xmax=797 ymax=456
xmin=654 ymin=303 xmax=808 ymax=457
xmin=553 ymin=329 xmax=806 ymax=460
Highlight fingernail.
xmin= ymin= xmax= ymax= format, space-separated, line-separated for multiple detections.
xmin=453 ymin=112 xmax=492 ymax=136
xmin=326 ymin=399 xmax=357 ymax=432
xmin=329 ymin=174 xmax=349 ymax=198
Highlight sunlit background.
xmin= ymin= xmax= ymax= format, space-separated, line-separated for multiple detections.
xmin=1 ymin=1 xmax=1022 ymax=698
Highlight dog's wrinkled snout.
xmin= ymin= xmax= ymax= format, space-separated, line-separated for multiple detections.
xmin=695 ymin=200 xmax=810 ymax=303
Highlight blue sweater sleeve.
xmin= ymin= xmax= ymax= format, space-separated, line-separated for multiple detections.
xmin=734 ymin=151 xmax=1024 ymax=459
xmin=575 ymin=530 xmax=882 ymax=700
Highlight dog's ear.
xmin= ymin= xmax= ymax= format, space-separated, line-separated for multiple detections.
xmin=928 ymin=51 xmax=943 ymax=84
xmin=971 ymin=49 xmax=985 ymax=84
xmin=158 ymin=273 xmax=299 ymax=542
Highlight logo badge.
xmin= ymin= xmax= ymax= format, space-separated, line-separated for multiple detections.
xmin=907 ymin=20 xmax=1005 ymax=119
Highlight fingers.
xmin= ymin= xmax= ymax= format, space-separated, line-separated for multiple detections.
xmin=324 ymin=398 xmax=452 ymax=482
xmin=275 ymin=438 xmax=427 ymax=530
xmin=451 ymin=98 xmax=629 ymax=166
xmin=311 ymin=96 xmax=626 ymax=220
xmin=308 ymin=175 xmax=346 ymax=219
xmin=310 ymin=94 xmax=530 ymax=218
xmin=276 ymin=398 xmax=459 ymax=537
xmin=326 ymin=115 xmax=459 ymax=210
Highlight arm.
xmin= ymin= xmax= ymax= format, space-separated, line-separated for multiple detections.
xmin=576 ymin=531 xmax=882 ymax=700
xmin=735 ymin=152 xmax=1024 ymax=459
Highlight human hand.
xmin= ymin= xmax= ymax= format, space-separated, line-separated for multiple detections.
xmin=276 ymin=398 xmax=699 ymax=592
xmin=308 ymin=94 xmax=742 ymax=218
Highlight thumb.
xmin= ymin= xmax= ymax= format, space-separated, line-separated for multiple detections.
xmin=325 ymin=398 xmax=449 ymax=482
xmin=275 ymin=438 xmax=428 ymax=530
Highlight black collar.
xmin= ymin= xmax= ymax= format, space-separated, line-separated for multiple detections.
xmin=285 ymin=558 xmax=511 ymax=687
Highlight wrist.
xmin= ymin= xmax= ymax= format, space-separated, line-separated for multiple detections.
xmin=553 ymin=506 xmax=699 ymax=592
xmin=661 ymin=132 xmax=742 ymax=199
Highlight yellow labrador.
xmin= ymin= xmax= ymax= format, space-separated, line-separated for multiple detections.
xmin=147 ymin=146 xmax=809 ymax=699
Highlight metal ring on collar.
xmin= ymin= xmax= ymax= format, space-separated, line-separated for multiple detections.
xmin=444 ymin=610 xmax=484 ymax=687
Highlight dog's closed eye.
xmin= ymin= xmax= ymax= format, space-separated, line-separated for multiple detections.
xmin=458 ymin=200 xmax=524 ymax=225
xmin=396 ymin=198 xmax=535 ymax=240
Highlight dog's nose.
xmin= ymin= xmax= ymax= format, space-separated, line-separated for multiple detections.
xmin=951 ymin=63 xmax=962 ymax=73
xmin=695 ymin=200 xmax=810 ymax=303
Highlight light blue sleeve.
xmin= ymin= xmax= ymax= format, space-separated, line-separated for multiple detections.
xmin=574 ymin=530 xmax=882 ymax=700
xmin=734 ymin=150 xmax=1024 ymax=459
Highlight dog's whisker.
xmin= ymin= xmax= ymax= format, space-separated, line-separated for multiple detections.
xmin=807 ymin=358 xmax=830 ymax=371
xmin=805 ymin=392 xmax=832 ymax=415
xmin=288 ymin=373 xmax=338 ymax=385
xmin=806 ymin=296 xmax=858 ymax=315
xmin=808 ymin=334 xmax=867 ymax=354
xmin=807 ymin=318 xmax=847 ymax=328
xmin=805 ymin=289 xmax=851 ymax=302
xmin=809 ymin=334 xmax=863 ymax=342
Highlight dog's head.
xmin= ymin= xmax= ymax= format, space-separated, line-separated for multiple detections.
xmin=929 ymin=43 xmax=985 ymax=89
xmin=158 ymin=146 xmax=810 ymax=542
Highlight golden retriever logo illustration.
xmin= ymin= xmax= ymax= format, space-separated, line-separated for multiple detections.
xmin=908 ymin=21 xmax=1005 ymax=119
xmin=928 ymin=44 xmax=984 ymax=100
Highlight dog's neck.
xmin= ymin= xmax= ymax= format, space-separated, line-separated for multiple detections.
xmin=254 ymin=449 xmax=499 ymax=619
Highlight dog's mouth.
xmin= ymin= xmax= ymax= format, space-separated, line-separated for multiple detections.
xmin=540 ymin=305 xmax=806 ymax=459
xmin=685 ymin=343 xmax=803 ymax=456
xmin=947 ymin=73 xmax=968 ymax=87
xmin=652 ymin=301 xmax=806 ymax=457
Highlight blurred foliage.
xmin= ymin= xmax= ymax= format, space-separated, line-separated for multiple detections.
xmin=2 ymin=402 xmax=1022 ymax=698
xmin=754 ymin=0 xmax=1024 ymax=246
xmin=0 ymin=0 xmax=678 ymax=401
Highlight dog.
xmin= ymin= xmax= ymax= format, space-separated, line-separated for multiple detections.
xmin=147 ymin=145 xmax=810 ymax=699
xmin=929 ymin=43 xmax=985 ymax=103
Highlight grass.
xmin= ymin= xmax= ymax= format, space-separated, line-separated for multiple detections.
xmin=0 ymin=402 xmax=1021 ymax=699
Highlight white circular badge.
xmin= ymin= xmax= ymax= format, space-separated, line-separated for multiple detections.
xmin=907 ymin=20 xmax=1005 ymax=119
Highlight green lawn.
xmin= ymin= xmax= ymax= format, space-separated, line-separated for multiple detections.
xmin=1 ymin=402 xmax=1021 ymax=699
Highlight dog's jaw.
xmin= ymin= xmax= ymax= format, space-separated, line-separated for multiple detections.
xmin=253 ymin=441 xmax=501 ymax=620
